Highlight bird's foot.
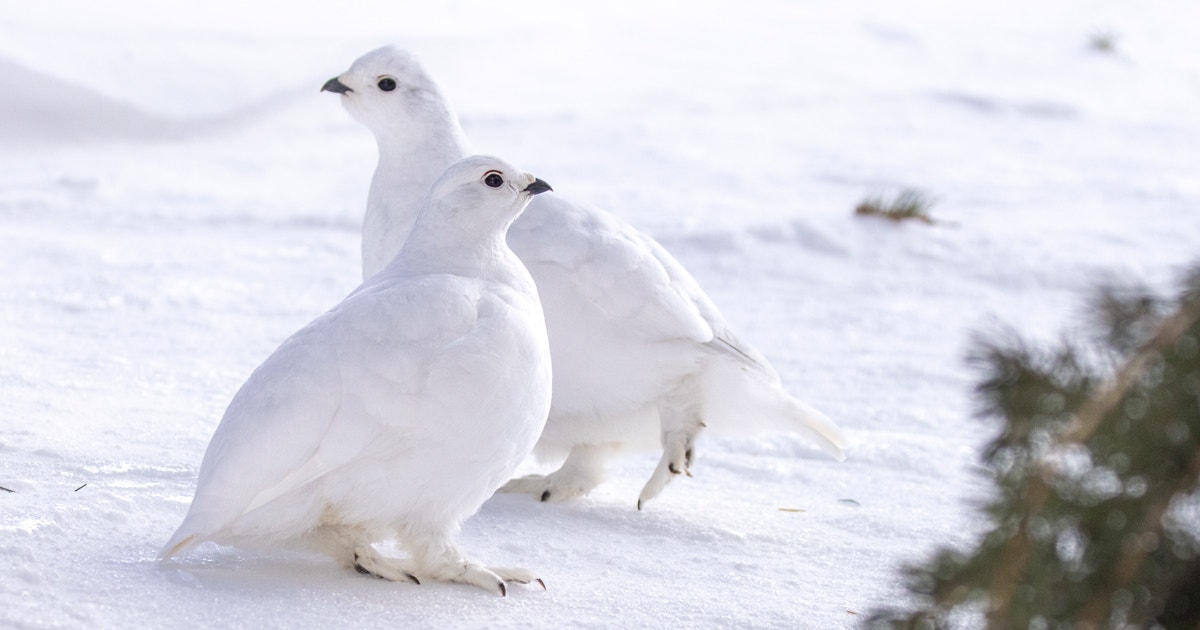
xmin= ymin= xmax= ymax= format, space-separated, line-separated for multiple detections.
xmin=426 ymin=562 xmax=545 ymax=596
xmin=498 ymin=444 xmax=614 ymax=502
xmin=637 ymin=426 xmax=701 ymax=510
xmin=353 ymin=550 xmax=544 ymax=596
xmin=498 ymin=471 xmax=596 ymax=503
xmin=352 ymin=551 xmax=420 ymax=584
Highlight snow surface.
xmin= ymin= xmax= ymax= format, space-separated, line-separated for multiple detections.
xmin=1 ymin=1 xmax=1197 ymax=628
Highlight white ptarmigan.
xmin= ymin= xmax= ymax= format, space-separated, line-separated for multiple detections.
xmin=160 ymin=155 xmax=555 ymax=595
xmin=323 ymin=46 xmax=849 ymax=508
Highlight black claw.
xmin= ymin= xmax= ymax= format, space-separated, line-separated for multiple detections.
xmin=685 ymin=448 xmax=694 ymax=464
xmin=499 ymin=582 xmax=507 ymax=597
xmin=540 ymin=490 xmax=551 ymax=502
xmin=637 ymin=499 xmax=643 ymax=511
xmin=668 ymin=463 xmax=681 ymax=475
xmin=354 ymin=563 xmax=383 ymax=579
xmin=406 ymin=573 xmax=420 ymax=585
xmin=536 ymin=578 xmax=546 ymax=591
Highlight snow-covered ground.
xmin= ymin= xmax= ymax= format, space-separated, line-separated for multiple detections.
xmin=2 ymin=1 xmax=1197 ymax=627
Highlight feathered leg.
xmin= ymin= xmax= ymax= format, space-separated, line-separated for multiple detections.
xmin=499 ymin=442 xmax=618 ymax=502
xmin=305 ymin=523 xmax=421 ymax=584
xmin=398 ymin=531 xmax=543 ymax=596
xmin=638 ymin=380 xmax=706 ymax=509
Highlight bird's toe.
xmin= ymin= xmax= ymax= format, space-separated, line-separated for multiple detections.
xmin=493 ymin=566 xmax=541 ymax=585
xmin=498 ymin=474 xmax=548 ymax=495
xmin=450 ymin=563 xmax=529 ymax=596
xmin=499 ymin=470 xmax=595 ymax=503
xmin=352 ymin=551 xmax=421 ymax=584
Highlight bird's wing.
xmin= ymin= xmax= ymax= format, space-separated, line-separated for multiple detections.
xmin=510 ymin=193 xmax=769 ymax=369
xmin=633 ymin=229 xmax=774 ymax=372
xmin=163 ymin=278 xmax=483 ymax=554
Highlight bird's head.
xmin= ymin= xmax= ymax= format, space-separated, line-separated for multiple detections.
xmin=321 ymin=46 xmax=449 ymax=135
xmin=420 ymin=155 xmax=552 ymax=234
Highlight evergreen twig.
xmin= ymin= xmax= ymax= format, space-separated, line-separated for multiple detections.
xmin=870 ymin=263 xmax=1200 ymax=629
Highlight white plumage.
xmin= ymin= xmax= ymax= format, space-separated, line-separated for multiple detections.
xmin=323 ymin=47 xmax=849 ymax=508
xmin=161 ymin=155 xmax=554 ymax=595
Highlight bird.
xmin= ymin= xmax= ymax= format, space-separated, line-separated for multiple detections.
xmin=322 ymin=46 xmax=849 ymax=509
xmin=160 ymin=155 xmax=555 ymax=595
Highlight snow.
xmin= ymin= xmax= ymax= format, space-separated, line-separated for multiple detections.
xmin=1 ymin=0 xmax=1197 ymax=627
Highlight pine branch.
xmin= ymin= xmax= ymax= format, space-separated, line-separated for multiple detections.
xmin=984 ymin=476 xmax=1049 ymax=628
xmin=871 ymin=262 xmax=1200 ymax=629
xmin=1064 ymin=296 xmax=1200 ymax=444
xmin=1078 ymin=448 xmax=1200 ymax=626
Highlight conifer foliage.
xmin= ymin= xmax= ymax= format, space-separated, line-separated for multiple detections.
xmin=872 ymin=266 xmax=1200 ymax=629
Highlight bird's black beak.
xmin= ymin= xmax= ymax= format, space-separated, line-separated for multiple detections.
xmin=321 ymin=77 xmax=353 ymax=94
xmin=523 ymin=178 xmax=553 ymax=195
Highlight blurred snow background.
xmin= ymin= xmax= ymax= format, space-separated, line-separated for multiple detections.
xmin=1 ymin=1 xmax=1198 ymax=627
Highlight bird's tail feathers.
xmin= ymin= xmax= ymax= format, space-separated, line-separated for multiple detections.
xmin=699 ymin=360 xmax=849 ymax=460
xmin=158 ymin=531 xmax=198 ymax=562
xmin=777 ymin=396 xmax=848 ymax=461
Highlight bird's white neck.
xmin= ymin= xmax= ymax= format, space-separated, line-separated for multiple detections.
xmin=362 ymin=117 xmax=472 ymax=279
xmin=391 ymin=225 xmax=517 ymax=282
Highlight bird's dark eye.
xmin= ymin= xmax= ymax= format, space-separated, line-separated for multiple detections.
xmin=484 ymin=173 xmax=504 ymax=188
xmin=377 ymin=77 xmax=397 ymax=91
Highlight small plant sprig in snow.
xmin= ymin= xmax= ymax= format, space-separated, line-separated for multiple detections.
xmin=855 ymin=189 xmax=937 ymax=225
